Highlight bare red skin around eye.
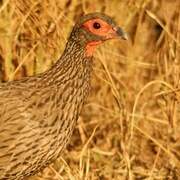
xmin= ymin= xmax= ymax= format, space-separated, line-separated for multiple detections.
xmin=82 ymin=18 xmax=114 ymax=36
xmin=82 ymin=18 xmax=117 ymax=57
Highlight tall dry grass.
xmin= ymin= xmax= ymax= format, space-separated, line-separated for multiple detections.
xmin=0 ymin=0 xmax=180 ymax=179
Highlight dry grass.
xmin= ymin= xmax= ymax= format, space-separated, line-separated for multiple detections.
xmin=0 ymin=0 xmax=180 ymax=179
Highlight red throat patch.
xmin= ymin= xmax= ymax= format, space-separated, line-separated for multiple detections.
xmin=85 ymin=41 xmax=102 ymax=57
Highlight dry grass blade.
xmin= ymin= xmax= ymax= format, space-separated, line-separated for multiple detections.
xmin=0 ymin=0 xmax=180 ymax=179
xmin=146 ymin=10 xmax=180 ymax=47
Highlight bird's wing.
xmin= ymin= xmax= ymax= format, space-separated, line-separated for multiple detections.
xmin=0 ymin=82 xmax=49 ymax=176
xmin=0 ymin=85 xmax=32 ymax=174
xmin=0 ymin=82 xmax=65 ymax=177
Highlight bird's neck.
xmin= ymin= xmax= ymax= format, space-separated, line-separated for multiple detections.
xmin=41 ymin=39 xmax=93 ymax=87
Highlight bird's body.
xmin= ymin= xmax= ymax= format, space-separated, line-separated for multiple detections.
xmin=0 ymin=41 xmax=92 ymax=179
xmin=0 ymin=13 xmax=127 ymax=179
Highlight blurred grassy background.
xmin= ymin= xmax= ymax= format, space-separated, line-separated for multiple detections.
xmin=0 ymin=0 xmax=180 ymax=179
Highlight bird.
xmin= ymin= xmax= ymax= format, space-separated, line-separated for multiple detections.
xmin=0 ymin=12 xmax=127 ymax=179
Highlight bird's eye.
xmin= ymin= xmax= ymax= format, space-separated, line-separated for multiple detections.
xmin=93 ymin=22 xmax=101 ymax=29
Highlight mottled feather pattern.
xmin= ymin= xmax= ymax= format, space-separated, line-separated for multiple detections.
xmin=0 ymin=12 xmax=125 ymax=179
xmin=0 ymin=39 xmax=92 ymax=179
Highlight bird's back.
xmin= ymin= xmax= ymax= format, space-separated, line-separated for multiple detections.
xmin=0 ymin=78 xmax=78 ymax=179
xmin=0 ymin=59 xmax=91 ymax=179
xmin=0 ymin=79 xmax=50 ymax=178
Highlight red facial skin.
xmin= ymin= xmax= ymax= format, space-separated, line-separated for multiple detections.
xmin=85 ymin=41 xmax=102 ymax=57
xmin=82 ymin=18 xmax=117 ymax=57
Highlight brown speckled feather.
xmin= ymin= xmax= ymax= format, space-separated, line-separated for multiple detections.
xmin=0 ymin=12 xmax=127 ymax=179
xmin=0 ymin=41 xmax=92 ymax=179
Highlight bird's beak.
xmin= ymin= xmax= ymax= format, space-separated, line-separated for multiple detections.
xmin=113 ymin=27 xmax=128 ymax=40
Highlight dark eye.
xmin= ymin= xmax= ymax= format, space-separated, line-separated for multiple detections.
xmin=93 ymin=22 xmax=101 ymax=29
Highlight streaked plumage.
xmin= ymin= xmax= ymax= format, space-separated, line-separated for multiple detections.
xmin=0 ymin=12 xmax=127 ymax=179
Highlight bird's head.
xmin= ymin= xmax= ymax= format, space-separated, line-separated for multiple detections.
xmin=70 ymin=12 xmax=128 ymax=57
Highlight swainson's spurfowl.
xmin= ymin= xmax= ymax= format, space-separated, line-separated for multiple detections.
xmin=0 ymin=12 xmax=127 ymax=179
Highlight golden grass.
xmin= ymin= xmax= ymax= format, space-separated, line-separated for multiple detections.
xmin=0 ymin=0 xmax=180 ymax=179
